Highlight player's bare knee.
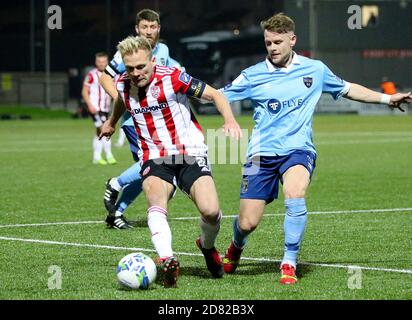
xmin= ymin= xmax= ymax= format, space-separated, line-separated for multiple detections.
xmin=143 ymin=180 xmax=168 ymax=207
xmin=241 ymin=223 xmax=257 ymax=233
xmin=200 ymin=206 xmax=221 ymax=224
xmin=283 ymin=188 xmax=306 ymax=199
xmin=238 ymin=217 xmax=258 ymax=233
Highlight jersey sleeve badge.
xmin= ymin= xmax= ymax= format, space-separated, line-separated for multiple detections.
xmin=178 ymin=71 xmax=192 ymax=85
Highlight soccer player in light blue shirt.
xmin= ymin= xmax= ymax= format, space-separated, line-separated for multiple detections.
xmin=221 ymin=13 xmax=412 ymax=284
xmin=100 ymin=9 xmax=181 ymax=229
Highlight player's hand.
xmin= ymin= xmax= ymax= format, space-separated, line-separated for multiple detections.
xmin=389 ymin=92 xmax=412 ymax=112
xmin=223 ymin=120 xmax=242 ymax=140
xmin=98 ymin=120 xmax=115 ymax=141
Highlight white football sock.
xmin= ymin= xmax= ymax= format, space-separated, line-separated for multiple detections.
xmin=117 ymin=129 xmax=126 ymax=145
xmin=109 ymin=178 xmax=122 ymax=191
xmin=199 ymin=210 xmax=222 ymax=249
xmin=93 ymin=136 xmax=103 ymax=160
xmin=147 ymin=206 xmax=173 ymax=259
xmin=102 ymin=138 xmax=113 ymax=158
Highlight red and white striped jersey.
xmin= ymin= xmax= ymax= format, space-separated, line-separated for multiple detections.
xmin=117 ymin=66 xmax=207 ymax=163
xmin=83 ymin=68 xmax=111 ymax=112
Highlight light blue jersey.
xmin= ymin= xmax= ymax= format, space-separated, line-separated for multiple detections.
xmin=223 ymin=53 xmax=350 ymax=158
xmin=106 ymin=40 xmax=181 ymax=127
xmin=105 ymin=41 xmax=180 ymax=78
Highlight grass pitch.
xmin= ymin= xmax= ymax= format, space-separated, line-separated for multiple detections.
xmin=0 ymin=113 xmax=411 ymax=300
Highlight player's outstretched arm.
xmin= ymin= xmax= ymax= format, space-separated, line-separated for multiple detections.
xmin=200 ymin=84 xmax=242 ymax=140
xmin=98 ymin=94 xmax=126 ymax=140
xmin=345 ymin=83 xmax=412 ymax=112
xmin=100 ymin=72 xmax=119 ymax=100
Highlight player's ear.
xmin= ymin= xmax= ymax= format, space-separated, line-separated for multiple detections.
xmin=135 ymin=25 xmax=140 ymax=35
xmin=151 ymin=56 xmax=156 ymax=65
xmin=290 ymin=34 xmax=297 ymax=47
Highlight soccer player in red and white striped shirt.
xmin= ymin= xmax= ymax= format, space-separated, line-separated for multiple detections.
xmin=82 ymin=52 xmax=116 ymax=165
xmin=99 ymin=36 xmax=242 ymax=288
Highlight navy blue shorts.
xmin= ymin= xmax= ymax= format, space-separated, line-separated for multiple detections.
xmin=122 ymin=124 xmax=140 ymax=162
xmin=240 ymin=150 xmax=316 ymax=204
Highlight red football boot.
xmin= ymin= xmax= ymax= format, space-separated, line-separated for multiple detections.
xmin=279 ymin=263 xmax=298 ymax=285
xmin=223 ymin=241 xmax=243 ymax=274
xmin=196 ymin=238 xmax=224 ymax=278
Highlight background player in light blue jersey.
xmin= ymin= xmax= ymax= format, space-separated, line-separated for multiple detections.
xmin=221 ymin=13 xmax=412 ymax=284
xmin=100 ymin=9 xmax=181 ymax=229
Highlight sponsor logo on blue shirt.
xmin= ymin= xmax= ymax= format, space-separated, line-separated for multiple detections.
xmin=267 ymin=99 xmax=282 ymax=114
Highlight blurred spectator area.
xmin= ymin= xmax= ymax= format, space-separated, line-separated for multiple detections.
xmin=1 ymin=0 xmax=411 ymax=113
xmin=0 ymin=73 xmax=69 ymax=109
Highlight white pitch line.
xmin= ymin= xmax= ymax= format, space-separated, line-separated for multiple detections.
xmin=310 ymin=207 xmax=412 ymax=215
xmin=173 ymin=207 xmax=412 ymax=220
xmin=0 ymin=220 xmax=103 ymax=228
xmin=0 ymin=147 xmax=90 ymax=153
xmin=0 ymin=207 xmax=411 ymax=227
xmin=315 ymin=131 xmax=412 ymax=137
xmin=316 ymin=137 xmax=412 ymax=145
xmin=0 ymin=235 xmax=411 ymax=275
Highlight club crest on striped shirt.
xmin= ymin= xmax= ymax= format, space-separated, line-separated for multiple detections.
xmin=150 ymin=85 xmax=161 ymax=98
xmin=303 ymin=77 xmax=313 ymax=88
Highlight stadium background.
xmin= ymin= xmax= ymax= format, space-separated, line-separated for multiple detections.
xmin=0 ymin=0 xmax=411 ymax=111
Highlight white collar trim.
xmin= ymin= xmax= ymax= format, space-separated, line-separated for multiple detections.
xmin=266 ymin=52 xmax=300 ymax=72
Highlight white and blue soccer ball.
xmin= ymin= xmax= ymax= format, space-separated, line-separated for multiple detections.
xmin=116 ymin=252 xmax=157 ymax=289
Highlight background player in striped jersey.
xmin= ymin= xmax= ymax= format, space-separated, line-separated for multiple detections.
xmin=99 ymin=36 xmax=242 ymax=288
xmin=101 ymin=9 xmax=181 ymax=229
xmin=81 ymin=52 xmax=116 ymax=165
xmin=221 ymin=13 xmax=412 ymax=285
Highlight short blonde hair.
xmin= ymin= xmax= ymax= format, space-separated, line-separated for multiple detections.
xmin=260 ymin=13 xmax=295 ymax=34
xmin=117 ymin=36 xmax=152 ymax=59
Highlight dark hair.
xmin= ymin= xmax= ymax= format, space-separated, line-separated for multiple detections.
xmin=260 ymin=12 xmax=295 ymax=34
xmin=95 ymin=52 xmax=108 ymax=58
xmin=136 ymin=9 xmax=160 ymax=25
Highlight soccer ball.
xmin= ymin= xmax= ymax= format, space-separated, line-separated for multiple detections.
xmin=116 ymin=252 xmax=157 ymax=289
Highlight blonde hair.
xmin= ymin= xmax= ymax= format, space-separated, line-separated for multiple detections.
xmin=117 ymin=36 xmax=152 ymax=59
xmin=260 ymin=12 xmax=295 ymax=34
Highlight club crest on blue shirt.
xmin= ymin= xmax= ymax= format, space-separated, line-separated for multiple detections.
xmin=160 ymin=58 xmax=166 ymax=66
xmin=303 ymin=77 xmax=313 ymax=88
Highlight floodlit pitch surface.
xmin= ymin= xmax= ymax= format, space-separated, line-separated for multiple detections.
xmin=0 ymin=114 xmax=411 ymax=299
